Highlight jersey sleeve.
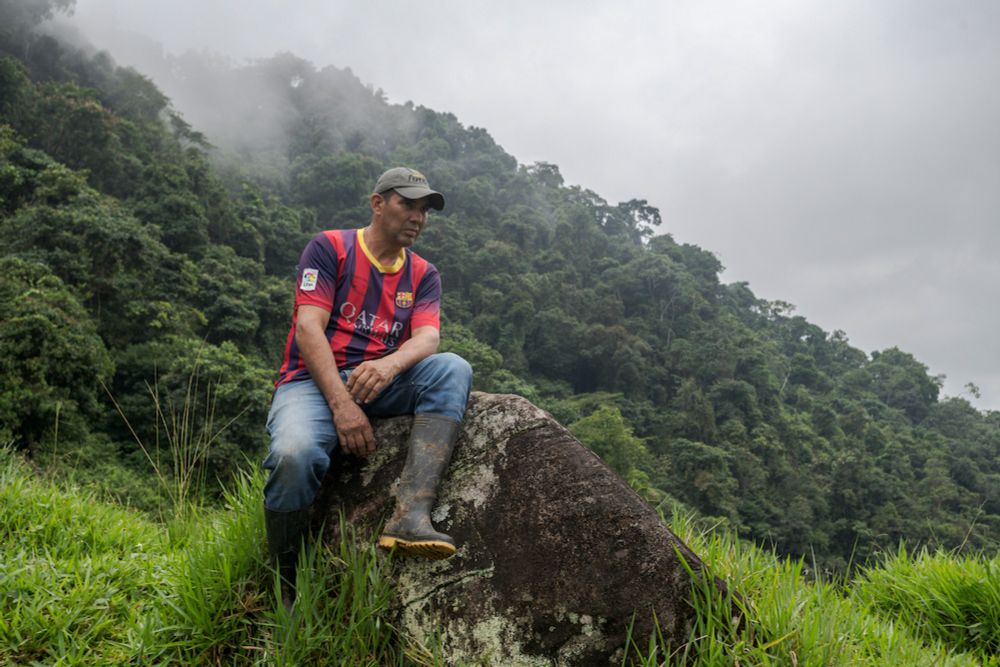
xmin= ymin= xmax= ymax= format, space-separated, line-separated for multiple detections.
xmin=295 ymin=232 xmax=340 ymax=311
xmin=411 ymin=263 xmax=441 ymax=330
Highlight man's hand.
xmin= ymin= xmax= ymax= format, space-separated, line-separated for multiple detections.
xmin=331 ymin=397 xmax=376 ymax=457
xmin=346 ymin=356 xmax=400 ymax=405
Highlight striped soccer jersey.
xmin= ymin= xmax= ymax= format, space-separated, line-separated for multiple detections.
xmin=275 ymin=228 xmax=441 ymax=387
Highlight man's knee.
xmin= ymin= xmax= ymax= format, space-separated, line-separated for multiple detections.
xmin=263 ymin=430 xmax=330 ymax=511
xmin=432 ymin=352 xmax=473 ymax=389
xmin=268 ymin=430 xmax=325 ymax=467
xmin=412 ymin=353 xmax=473 ymax=421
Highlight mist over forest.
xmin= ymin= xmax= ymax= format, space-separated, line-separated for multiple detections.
xmin=2 ymin=0 xmax=999 ymax=577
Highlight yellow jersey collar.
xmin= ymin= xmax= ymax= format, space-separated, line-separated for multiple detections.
xmin=357 ymin=228 xmax=405 ymax=273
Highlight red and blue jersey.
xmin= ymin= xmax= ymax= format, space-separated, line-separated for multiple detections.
xmin=275 ymin=229 xmax=441 ymax=387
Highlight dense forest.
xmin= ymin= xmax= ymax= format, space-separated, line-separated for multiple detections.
xmin=2 ymin=0 xmax=998 ymax=574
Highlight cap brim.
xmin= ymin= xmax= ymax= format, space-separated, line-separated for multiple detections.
xmin=394 ymin=186 xmax=445 ymax=211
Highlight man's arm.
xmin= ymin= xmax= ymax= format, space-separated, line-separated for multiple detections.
xmin=295 ymin=304 xmax=376 ymax=457
xmin=345 ymin=325 xmax=440 ymax=405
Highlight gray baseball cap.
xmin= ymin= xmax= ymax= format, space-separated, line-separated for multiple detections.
xmin=373 ymin=167 xmax=445 ymax=210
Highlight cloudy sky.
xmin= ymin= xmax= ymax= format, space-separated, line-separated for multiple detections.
xmin=62 ymin=0 xmax=1000 ymax=410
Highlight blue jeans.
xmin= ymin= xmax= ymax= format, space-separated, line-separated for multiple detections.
xmin=263 ymin=352 xmax=472 ymax=512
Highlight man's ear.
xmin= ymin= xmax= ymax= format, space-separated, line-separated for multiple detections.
xmin=371 ymin=192 xmax=385 ymax=214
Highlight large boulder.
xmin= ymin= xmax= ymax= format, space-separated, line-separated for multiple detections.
xmin=317 ymin=392 xmax=719 ymax=666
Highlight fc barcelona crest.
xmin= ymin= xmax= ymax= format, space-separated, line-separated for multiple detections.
xmin=395 ymin=291 xmax=414 ymax=309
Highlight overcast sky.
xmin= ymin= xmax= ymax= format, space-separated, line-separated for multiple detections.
xmin=62 ymin=0 xmax=1000 ymax=410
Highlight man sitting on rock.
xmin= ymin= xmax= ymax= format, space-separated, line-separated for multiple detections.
xmin=262 ymin=167 xmax=473 ymax=608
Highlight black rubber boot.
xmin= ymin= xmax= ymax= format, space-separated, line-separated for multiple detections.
xmin=378 ymin=414 xmax=461 ymax=559
xmin=265 ymin=507 xmax=310 ymax=612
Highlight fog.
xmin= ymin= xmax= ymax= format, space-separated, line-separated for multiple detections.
xmin=60 ymin=0 xmax=1000 ymax=410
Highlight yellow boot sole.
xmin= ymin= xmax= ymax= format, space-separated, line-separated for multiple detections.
xmin=378 ymin=535 xmax=456 ymax=560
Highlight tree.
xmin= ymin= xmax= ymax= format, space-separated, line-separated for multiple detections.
xmin=601 ymin=198 xmax=659 ymax=244
xmin=289 ymin=151 xmax=381 ymax=226
xmin=0 ymin=156 xmax=200 ymax=347
xmin=108 ymin=335 xmax=273 ymax=494
xmin=867 ymin=347 xmax=941 ymax=422
xmin=0 ymin=257 xmax=113 ymax=449
xmin=0 ymin=0 xmax=76 ymax=57
xmin=569 ymin=404 xmax=647 ymax=482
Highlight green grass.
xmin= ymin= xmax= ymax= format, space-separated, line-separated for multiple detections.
xmin=0 ymin=447 xmax=169 ymax=665
xmin=854 ymin=546 xmax=1000 ymax=663
xmin=624 ymin=506 xmax=991 ymax=666
xmin=0 ymin=447 xmax=426 ymax=666
xmin=3 ymin=446 xmax=997 ymax=666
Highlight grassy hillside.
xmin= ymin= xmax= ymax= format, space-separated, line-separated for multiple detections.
xmin=0 ymin=448 xmax=428 ymax=665
xmin=2 ymin=447 xmax=996 ymax=666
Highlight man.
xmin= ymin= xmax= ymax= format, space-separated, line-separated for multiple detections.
xmin=263 ymin=167 xmax=473 ymax=608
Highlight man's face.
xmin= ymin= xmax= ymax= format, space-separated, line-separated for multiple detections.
xmin=375 ymin=191 xmax=431 ymax=247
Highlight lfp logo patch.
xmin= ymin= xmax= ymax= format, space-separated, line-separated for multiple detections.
xmin=300 ymin=268 xmax=319 ymax=291
xmin=395 ymin=291 xmax=414 ymax=308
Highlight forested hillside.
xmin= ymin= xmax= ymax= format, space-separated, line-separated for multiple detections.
xmin=2 ymin=0 xmax=998 ymax=572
